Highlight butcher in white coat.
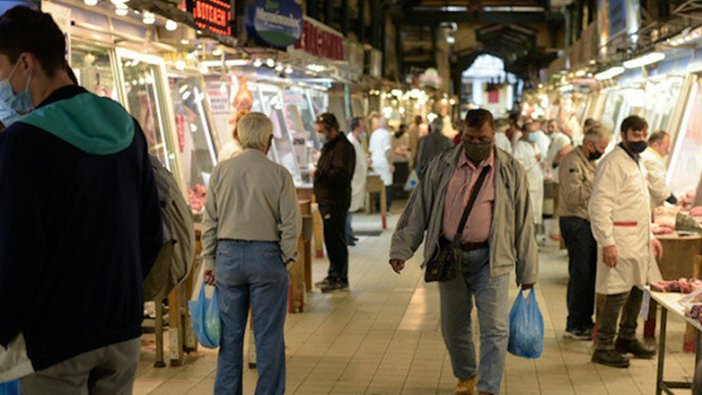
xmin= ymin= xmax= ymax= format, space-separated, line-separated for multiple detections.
xmin=640 ymin=130 xmax=677 ymax=208
xmin=345 ymin=117 xmax=368 ymax=244
xmin=512 ymin=121 xmax=544 ymax=225
xmin=588 ymin=115 xmax=664 ymax=369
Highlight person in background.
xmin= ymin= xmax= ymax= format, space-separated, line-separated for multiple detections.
xmin=512 ymin=120 xmax=545 ymax=227
xmin=558 ymin=126 xmax=610 ymax=341
xmin=408 ymin=115 xmax=422 ymax=169
xmin=217 ymin=109 xmax=249 ymax=163
xmin=314 ymin=113 xmax=356 ymax=293
xmin=390 ymin=109 xmax=538 ymax=395
xmin=0 ymin=7 xmax=163 ymax=393
xmin=346 ymin=116 xmax=368 ymax=246
xmin=368 ymin=113 xmax=394 ymax=211
xmin=641 ymin=130 xmax=677 ymax=207
xmin=415 ymin=118 xmax=452 ymax=180
xmin=546 ymin=119 xmax=574 ymax=183
xmin=392 ymin=123 xmax=412 ymax=195
xmin=532 ymin=118 xmax=551 ymax=161
xmin=589 ymin=115 xmax=663 ymax=368
xmin=494 ymin=119 xmax=512 ymax=154
xmin=202 ymin=113 xmax=301 ymax=394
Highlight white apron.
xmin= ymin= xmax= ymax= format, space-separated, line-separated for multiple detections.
xmin=513 ymin=139 xmax=544 ymax=224
xmin=589 ymin=146 xmax=661 ymax=295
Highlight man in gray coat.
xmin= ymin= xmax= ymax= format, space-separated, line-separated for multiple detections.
xmin=389 ymin=109 xmax=538 ymax=395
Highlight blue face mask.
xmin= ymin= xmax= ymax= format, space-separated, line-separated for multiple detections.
xmin=0 ymin=61 xmax=34 ymax=126
xmin=527 ymin=133 xmax=538 ymax=143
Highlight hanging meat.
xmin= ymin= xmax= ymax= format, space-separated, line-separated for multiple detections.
xmin=232 ymin=76 xmax=253 ymax=111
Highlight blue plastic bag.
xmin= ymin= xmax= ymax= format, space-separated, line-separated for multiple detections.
xmin=0 ymin=380 xmax=21 ymax=395
xmin=188 ymin=282 xmax=221 ymax=349
xmin=507 ymin=289 xmax=544 ymax=359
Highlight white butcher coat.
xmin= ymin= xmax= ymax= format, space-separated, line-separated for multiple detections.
xmin=640 ymin=147 xmax=671 ymax=208
xmin=513 ymin=139 xmax=544 ymax=224
xmin=589 ymin=145 xmax=661 ymax=295
xmin=347 ymin=133 xmax=368 ymax=211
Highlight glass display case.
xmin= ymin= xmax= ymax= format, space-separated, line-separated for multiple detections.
xmin=116 ymin=49 xmax=180 ymax=177
xmin=168 ymin=72 xmax=219 ymax=213
xmin=668 ymin=77 xmax=702 ymax=196
xmin=70 ymin=42 xmax=119 ymax=101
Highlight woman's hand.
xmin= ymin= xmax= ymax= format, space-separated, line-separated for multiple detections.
xmin=203 ymin=270 xmax=216 ymax=286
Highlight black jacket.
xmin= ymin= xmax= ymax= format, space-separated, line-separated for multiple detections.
xmin=0 ymin=86 xmax=163 ymax=371
xmin=313 ymin=132 xmax=355 ymax=208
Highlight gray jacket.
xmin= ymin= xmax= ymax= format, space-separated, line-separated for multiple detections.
xmin=390 ymin=145 xmax=538 ymax=285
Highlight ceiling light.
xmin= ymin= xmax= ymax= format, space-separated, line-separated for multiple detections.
xmin=594 ymin=66 xmax=625 ymax=80
xmin=446 ymin=36 xmax=455 ymax=44
xmin=275 ymin=64 xmax=284 ymax=72
xmin=199 ymin=64 xmax=209 ymax=74
xmin=285 ymin=66 xmax=293 ymax=74
xmin=266 ymin=58 xmax=275 ymax=68
xmin=142 ymin=11 xmax=155 ymax=25
xmin=574 ymin=70 xmax=586 ymax=77
xmin=175 ymin=60 xmax=186 ymax=71
xmin=84 ymin=0 xmax=98 ymax=5
xmin=111 ymin=0 xmax=127 ymax=4
xmin=115 ymin=4 xmax=129 ymax=16
xmin=623 ymin=52 xmax=665 ymax=69
xmin=213 ymin=48 xmax=223 ymax=57
xmin=165 ymin=19 xmax=178 ymax=31
xmin=391 ymin=89 xmax=403 ymax=96
xmin=180 ymin=39 xmax=190 ymax=45
xmin=253 ymin=59 xmax=263 ymax=68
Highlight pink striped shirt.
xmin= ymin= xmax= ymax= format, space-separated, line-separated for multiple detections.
xmin=442 ymin=149 xmax=496 ymax=243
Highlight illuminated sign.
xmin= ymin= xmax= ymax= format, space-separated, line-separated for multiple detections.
xmin=246 ymin=0 xmax=302 ymax=48
xmin=187 ymin=0 xmax=233 ymax=36
xmin=293 ymin=17 xmax=344 ymax=61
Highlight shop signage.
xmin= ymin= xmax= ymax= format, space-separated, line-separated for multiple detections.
xmin=345 ymin=39 xmax=364 ymax=80
xmin=246 ymin=0 xmax=303 ymax=48
xmin=186 ymin=0 xmax=233 ymax=37
xmin=293 ymin=16 xmax=344 ymax=61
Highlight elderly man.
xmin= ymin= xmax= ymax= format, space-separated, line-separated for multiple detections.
xmin=545 ymin=119 xmax=573 ymax=183
xmin=559 ymin=126 xmax=610 ymax=340
xmin=589 ymin=115 xmax=664 ymax=368
xmin=202 ymin=112 xmax=302 ymax=394
xmin=314 ymin=113 xmax=356 ymax=292
xmin=390 ymin=109 xmax=538 ymax=395
xmin=641 ymin=130 xmax=677 ymax=207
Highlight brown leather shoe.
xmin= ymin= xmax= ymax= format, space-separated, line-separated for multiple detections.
xmin=455 ymin=376 xmax=476 ymax=395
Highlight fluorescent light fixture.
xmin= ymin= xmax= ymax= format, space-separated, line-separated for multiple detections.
xmin=142 ymin=11 xmax=155 ymax=25
xmin=275 ymin=64 xmax=284 ymax=72
xmin=266 ymin=58 xmax=275 ymax=68
xmin=623 ymin=52 xmax=665 ymax=69
xmin=200 ymin=59 xmax=250 ymax=68
xmin=180 ymin=39 xmax=190 ymax=45
xmin=285 ymin=66 xmax=293 ymax=74
xmin=391 ymin=89 xmax=403 ymax=96
xmin=199 ymin=64 xmax=209 ymax=74
xmin=574 ymin=70 xmax=587 ymax=77
xmin=252 ymin=59 xmax=263 ymax=68
xmin=483 ymin=6 xmax=544 ymax=12
xmin=111 ymin=0 xmax=127 ymax=4
xmin=165 ymin=19 xmax=178 ymax=31
xmin=446 ymin=36 xmax=455 ymax=44
xmin=175 ymin=60 xmax=186 ymax=71
xmin=414 ymin=6 xmax=467 ymax=12
xmin=84 ymin=0 xmax=98 ymax=5
xmin=595 ymin=66 xmax=625 ymax=80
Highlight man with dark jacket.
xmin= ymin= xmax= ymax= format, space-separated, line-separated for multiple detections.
xmin=313 ymin=113 xmax=355 ymax=293
xmin=0 ymin=7 xmax=163 ymax=393
xmin=415 ymin=118 xmax=452 ymax=180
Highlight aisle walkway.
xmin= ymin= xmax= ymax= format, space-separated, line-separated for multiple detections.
xmin=134 ymin=213 xmax=696 ymax=395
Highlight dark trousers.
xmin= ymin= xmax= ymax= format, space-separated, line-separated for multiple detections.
xmin=596 ymin=287 xmax=643 ymax=350
xmin=319 ymin=204 xmax=349 ymax=284
xmin=560 ymin=216 xmax=597 ymax=331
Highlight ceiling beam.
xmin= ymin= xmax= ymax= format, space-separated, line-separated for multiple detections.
xmin=403 ymin=11 xmax=563 ymax=24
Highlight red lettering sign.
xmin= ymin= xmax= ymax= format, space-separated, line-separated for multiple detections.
xmin=294 ymin=19 xmax=344 ymax=61
xmin=188 ymin=0 xmax=232 ymax=36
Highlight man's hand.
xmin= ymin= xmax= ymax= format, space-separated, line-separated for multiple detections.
xmin=389 ymin=259 xmax=405 ymax=274
xmin=521 ymin=283 xmax=535 ymax=290
xmin=652 ymin=238 xmax=664 ymax=259
xmin=203 ymin=270 xmax=216 ymax=286
xmin=603 ymin=245 xmax=617 ymax=268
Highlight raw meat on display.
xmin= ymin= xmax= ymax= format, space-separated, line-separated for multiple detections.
xmin=650 ymin=278 xmax=702 ymax=293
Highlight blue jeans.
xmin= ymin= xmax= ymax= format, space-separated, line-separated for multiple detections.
xmin=560 ymin=216 xmax=597 ymax=332
xmin=439 ymin=247 xmax=509 ymax=395
xmin=214 ymin=240 xmax=289 ymax=395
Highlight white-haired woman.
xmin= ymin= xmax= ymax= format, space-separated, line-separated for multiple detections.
xmin=201 ymin=112 xmax=301 ymax=395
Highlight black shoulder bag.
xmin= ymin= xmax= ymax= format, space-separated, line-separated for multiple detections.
xmin=424 ymin=166 xmax=490 ymax=283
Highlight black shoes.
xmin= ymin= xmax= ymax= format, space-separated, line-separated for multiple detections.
xmin=591 ymin=349 xmax=630 ymax=368
xmin=321 ymin=279 xmax=349 ymax=293
xmin=615 ymin=338 xmax=656 ymax=359
xmin=563 ymin=327 xmax=593 ymax=341
xmin=314 ymin=278 xmax=331 ymax=288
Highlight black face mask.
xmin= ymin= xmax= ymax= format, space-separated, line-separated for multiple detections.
xmin=626 ymin=140 xmax=648 ymax=154
xmin=463 ymin=140 xmax=493 ymax=163
xmin=587 ymin=149 xmax=603 ymax=161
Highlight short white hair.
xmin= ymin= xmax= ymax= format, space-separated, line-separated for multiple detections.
xmin=237 ymin=112 xmax=273 ymax=150
xmin=583 ymin=125 xmax=611 ymax=144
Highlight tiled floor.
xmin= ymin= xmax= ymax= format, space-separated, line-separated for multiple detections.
xmin=134 ymin=212 xmax=697 ymax=394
